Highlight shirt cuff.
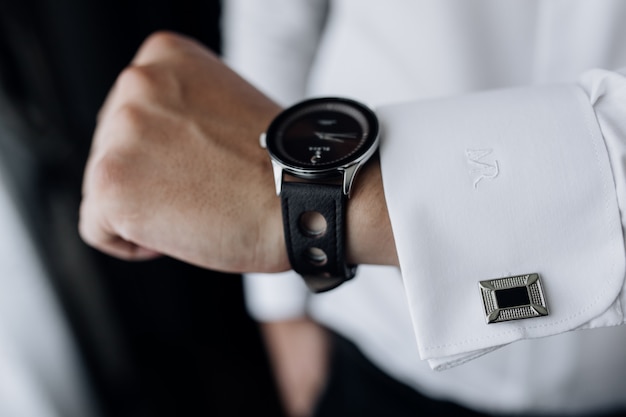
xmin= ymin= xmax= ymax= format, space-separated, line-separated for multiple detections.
xmin=378 ymin=82 xmax=625 ymax=369
xmin=242 ymin=271 xmax=310 ymax=321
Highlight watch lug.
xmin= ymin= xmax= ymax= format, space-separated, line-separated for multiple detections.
xmin=271 ymin=160 xmax=284 ymax=195
xmin=342 ymin=163 xmax=361 ymax=197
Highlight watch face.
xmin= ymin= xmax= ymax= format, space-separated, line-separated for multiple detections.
xmin=266 ymin=98 xmax=379 ymax=173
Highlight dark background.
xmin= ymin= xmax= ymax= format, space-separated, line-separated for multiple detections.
xmin=0 ymin=0 xmax=285 ymax=416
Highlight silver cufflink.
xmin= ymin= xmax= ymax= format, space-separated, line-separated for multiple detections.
xmin=479 ymin=273 xmax=549 ymax=324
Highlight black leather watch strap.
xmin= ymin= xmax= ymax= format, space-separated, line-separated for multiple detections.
xmin=281 ymin=182 xmax=356 ymax=293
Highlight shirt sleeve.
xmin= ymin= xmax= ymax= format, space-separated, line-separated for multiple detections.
xmin=221 ymin=0 xmax=329 ymax=106
xmin=379 ymin=68 xmax=626 ymax=370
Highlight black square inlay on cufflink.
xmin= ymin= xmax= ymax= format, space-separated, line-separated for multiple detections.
xmin=479 ymin=273 xmax=549 ymax=324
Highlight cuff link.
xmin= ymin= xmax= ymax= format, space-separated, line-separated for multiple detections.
xmin=479 ymin=273 xmax=549 ymax=324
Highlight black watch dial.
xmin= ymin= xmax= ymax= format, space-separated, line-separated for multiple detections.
xmin=266 ymin=98 xmax=379 ymax=171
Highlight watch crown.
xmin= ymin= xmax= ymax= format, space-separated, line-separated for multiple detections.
xmin=259 ymin=132 xmax=267 ymax=148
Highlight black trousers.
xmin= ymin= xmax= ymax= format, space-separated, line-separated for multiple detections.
xmin=312 ymin=331 xmax=626 ymax=417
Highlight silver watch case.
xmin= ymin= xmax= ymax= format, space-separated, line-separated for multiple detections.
xmin=260 ymin=97 xmax=380 ymax=197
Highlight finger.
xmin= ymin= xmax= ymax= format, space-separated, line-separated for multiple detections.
xmin=131 ymin=30 xmax=204 ymax=66
xmin=78 ymin=214 xmax=162 ymax=261
xmin=78 ymin=198 xmax=162 ymax=261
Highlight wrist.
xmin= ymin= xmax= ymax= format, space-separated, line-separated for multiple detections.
xmin=346 ymin=154 xmax=398 ymax=267
xmin=262 ymin=97 xmax=393 ymax=291
xmin=248 ymin=106 xmax=292 ymax=273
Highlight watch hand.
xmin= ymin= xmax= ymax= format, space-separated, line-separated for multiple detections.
xmin=313 ymin=132 xmax=359 ymax=142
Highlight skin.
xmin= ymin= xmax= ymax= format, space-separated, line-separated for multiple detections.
xmin=79 ymin=31 xmax=398 ymax=416
xmin=261 ymin=318 xmax=331 ymax=417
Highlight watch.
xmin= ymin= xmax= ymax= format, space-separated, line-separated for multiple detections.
xmin=261 ymin=97 xmax=380 ymax=293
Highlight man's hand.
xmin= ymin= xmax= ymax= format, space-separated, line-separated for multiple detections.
xmin=80 ymin=31 xmax=398 ymax=274
xmin=79 ymin=31 xmax=287 ymax=273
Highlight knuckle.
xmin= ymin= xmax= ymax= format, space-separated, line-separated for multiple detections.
xmin=90 ymin=153 xmax=134 ymax=198
xmin=113 ymin=65 xmax=180 ymax=112
xmin=111 ymin=102 xmax=148 ymax=133
xmin=143 ymin=30 xmax=186 ymax=51
xmin=116 ymin=65 xmax=160 ymax=96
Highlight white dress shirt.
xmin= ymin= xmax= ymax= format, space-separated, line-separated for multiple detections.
xmin=223 ymin=1 xmax=626 ymax=414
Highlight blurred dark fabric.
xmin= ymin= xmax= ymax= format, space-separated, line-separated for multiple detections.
xmin=0 ymin=1 xmax=285 ymax=416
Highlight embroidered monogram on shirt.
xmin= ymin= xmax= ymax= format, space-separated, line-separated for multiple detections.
xmin=466 ymin=148 xmax=499 ymax=188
